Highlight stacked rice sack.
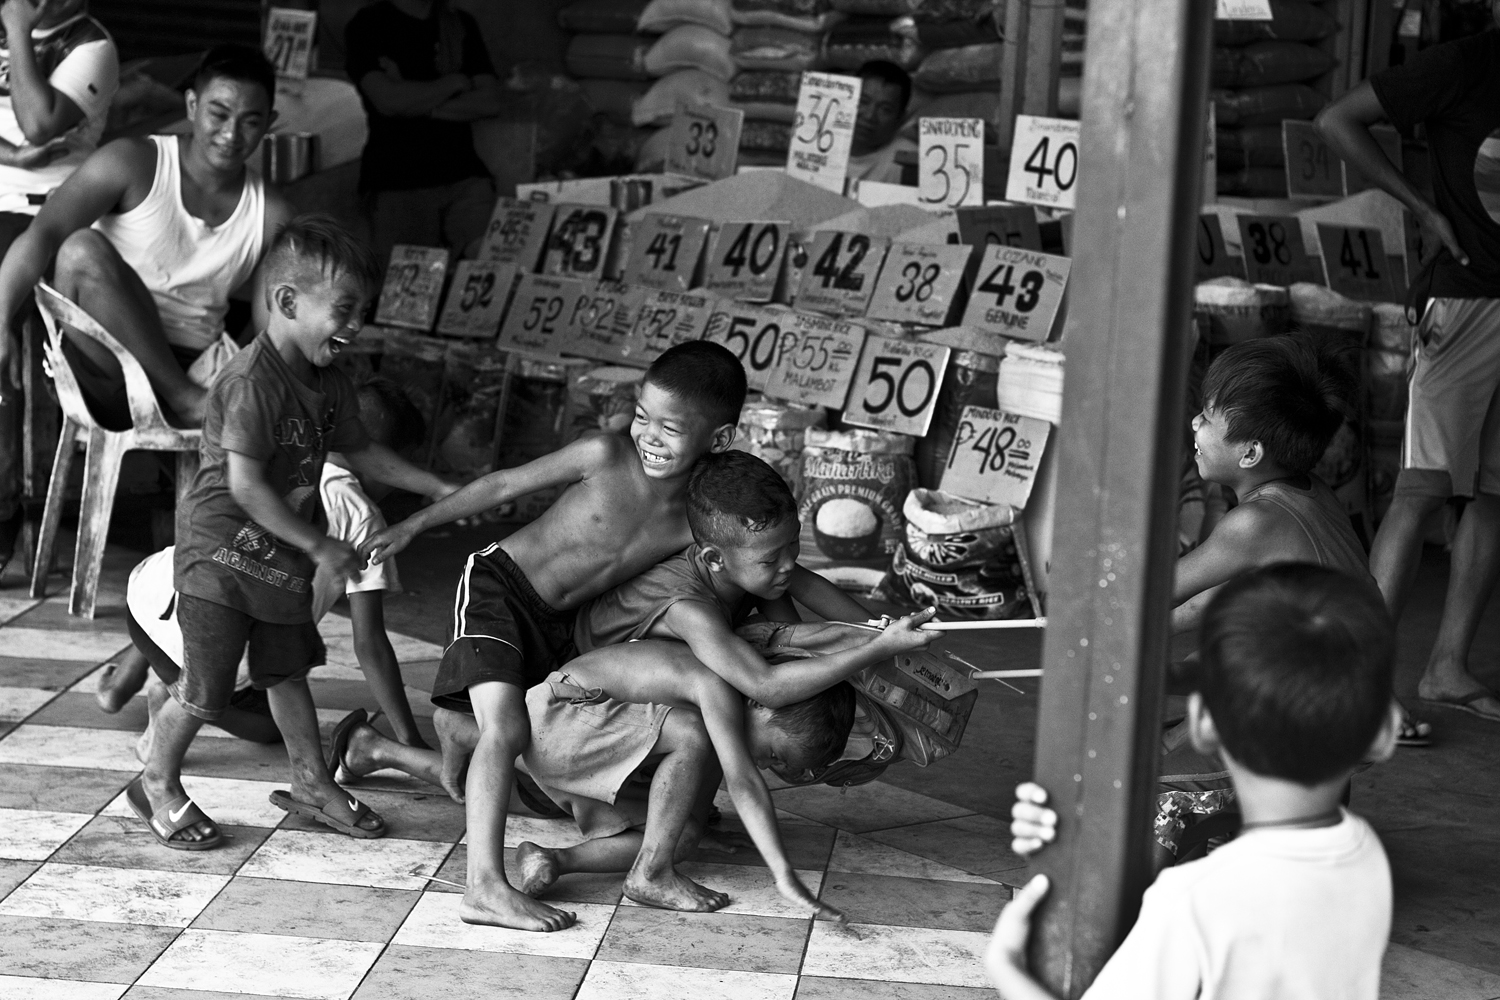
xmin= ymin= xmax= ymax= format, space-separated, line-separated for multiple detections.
xmin=1212 ymin=0 xmax=1339 ymax=197
xmin=728 ymin=0 xmax=835 ymax=164
xmin=895 ymin=0 xmax=1004 ymax=144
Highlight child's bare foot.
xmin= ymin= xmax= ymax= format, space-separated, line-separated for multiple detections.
xmin=96 ymin=649 xmax=150 ymax=713
xmin=339 ymin=722 xmax=383 ymax=780
xmin=460 ymin=879 xmax=577 ymax=932
xmin=515 ymin=841 xmax=562 ymax=896
xmin=435 ymin=708 xmax=478 ymax=802
xmin=624 ymin=866 xmax=729 ymax=912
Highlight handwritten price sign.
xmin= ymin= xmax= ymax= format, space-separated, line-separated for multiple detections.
xmin=763 ymin=312 xmax=867 ymax=409
xmin=543 ymin=204 xmax=619 ymax=280
xmin=622 ymin=290 xmax=715 ymax=365
xmin=480 ymin=198 xmax=554 ymax=272
xmin=623 ymin=214 xmax=711 ymax=292
xmin=665 ymin=104 xmax=743 ymax=181
xmin=1006 ymin=115 xmax=1081 ymax=210
xmin=1281 ymin=120 xmax=1343 ymax=200
xmin=702 ymin=302 xmax=789 ymax=393
xmin=435 ymin=261 xmax=517 ymax=338
xmin=1317 ymin=224 xmax=1399 ymax=303
xmin=843 ymin=335 xmax=951 ymax=437
xmin=560 ymin=281 xmax=645 ymax=364
xmin=375 ymin=245 xmax=449 ymax=331
xmin=786 ymin=72 xmax=861 ymax=193
xmin=956 ymin=204 xmax=1042 ymax=251
xmin=1215 ymin=0 xmax=1273 ymax=17
xmin=919 ymin=117 xmax=985 ymax=208
xmin=264 ymin=7 xmax=316 ymax=80
xmin=794 ymin=231 xmax=888 ymax=318
xmin=1236 ymin=214 xmax=1319 ymax=287
xmin=865 ymin=242 xmax=972 ymax=327
xmin=940 ymin=406 xmax=1052 ymax=509
xmin=960 ymin=245 xmax=1071 ymax=343
xmin=704 ymin=220 xmax=789 ymax=303
xmin=1196 ymin=214 xmax=1245 ymax=281
xmin=498 ymin=274 xmax=588 ymax=356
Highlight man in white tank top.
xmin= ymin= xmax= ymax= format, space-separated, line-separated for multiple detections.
xmin=0 ymin=44 xmax=293 ymax=427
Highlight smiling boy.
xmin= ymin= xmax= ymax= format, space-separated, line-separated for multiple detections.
xmin=362 ymin=340 xmax=746 ymax=932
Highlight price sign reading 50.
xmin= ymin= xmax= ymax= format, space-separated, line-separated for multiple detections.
xmin=702 ymin=304 xmax=787 ymax=392
xmin=843 ymin=335 xmax=952 ymax=438
xmin=1006 ymin=115 xmax=1081 ymax=210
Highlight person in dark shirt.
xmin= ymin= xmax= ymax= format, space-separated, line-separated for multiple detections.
xmin=344 ymin=0 xmax=502 ymax=265
xmin=1317 ymin=5 xmax=1500 ymax=725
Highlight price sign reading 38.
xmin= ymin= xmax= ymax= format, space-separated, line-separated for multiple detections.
xmin=960 ymin=245 xmax=1071 ymax=343
xmin=1006 ymin=115 xmax=1081 ymax=210
xmin=704 ymin=220 xmax=789 ymax=303
xmin=543 ymin=204 xmax=619 ymax=280
xmin=843 ymin=334 xmax=951 ymax=437
xmin=865 ymin=242 xmax=972 ymax=326
xmin=1235 ymin=214 xmax=1317 ymax=287
xmin=436 ymin=261 xmax=517 ymax=338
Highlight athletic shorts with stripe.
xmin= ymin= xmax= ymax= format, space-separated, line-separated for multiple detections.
xmin=1398 ymin=297 xmax=1500 ymax=498
xmin=430 ymin=544 xmax=577 ymax=713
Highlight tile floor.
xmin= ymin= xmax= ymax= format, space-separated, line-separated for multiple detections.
xmin=1 ymin=551 xmax=1498 ymax=999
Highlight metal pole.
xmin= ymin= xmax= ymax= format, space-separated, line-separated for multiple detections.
xmin=1026 ymin=1 xmax=1213 ymax=996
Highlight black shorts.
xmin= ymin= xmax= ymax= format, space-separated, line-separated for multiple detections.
xmin=431 ymin=544 xmax=576 ymax=713
xmin=170 ymin=594 xmax=326 ymax=721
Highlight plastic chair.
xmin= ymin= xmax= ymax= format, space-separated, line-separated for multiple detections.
xmin=29 ymin=282 xmax=200 ymax=618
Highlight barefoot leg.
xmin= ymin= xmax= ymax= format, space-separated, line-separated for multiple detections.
xmin=343 ymin=723 xmax=446 ymax=788
xmin=435 ymin=707 xmax=479 ymax=802
xmin=97 ymin=647 xmax=151 ymax=714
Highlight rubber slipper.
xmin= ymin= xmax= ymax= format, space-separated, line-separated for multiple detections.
xmin=270 ymin=789 xmax=386 ymax=839
xmin=326 ymin=708 xmax=368 ymax=783
xmin=125 ymin=775 xmax=223 ymax=851
xmin=1397 ymin=715 xmax=1433 ymax=748
xmin=1421 ymin=689 xmax=1500 ymax=723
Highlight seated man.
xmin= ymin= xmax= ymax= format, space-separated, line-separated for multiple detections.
xmin=847 ymin=60 xmax=917 ymax=185
xmin=0 ymin=43 xmax=292 ymax=428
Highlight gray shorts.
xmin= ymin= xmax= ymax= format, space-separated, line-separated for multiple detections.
xmin=1398 ymin=297 xmax=1500 ymax=498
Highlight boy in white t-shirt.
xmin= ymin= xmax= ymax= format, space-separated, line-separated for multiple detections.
xmin=987 ymin=564 xmax=1400 ymax=1000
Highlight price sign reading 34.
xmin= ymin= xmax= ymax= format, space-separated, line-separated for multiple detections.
xmin=702 ymin=303 xmax=787 ymax=392
xmin=794 ymin=231 xmax=888 ymax=317
xmin=375 ymin=244 xmax=449 ymax=331
xmin=543 ymin=204 xmax=619 ymax=279
xmin=843 ymin=335 xmax=951 ymax=437
xmin=865 ymin=242 xmax=972 ymax=326
xmin=763 ymin=312 xmax=867 ymax=409
xmin=623 ymin=214 xmax=711 ymax=292
xmin=704 ymin=220 xmax=789 ymax=303
xmin=960 ymin=245 xmax=1071 ymax=343
xmin=1006 ymin=115 xmax=1081 ymax=210
xmin=919 ymin=117 xmax=985 ymax=208
xmin=499 ymin=274 xmax=588 ymax=356
xmin=940 ymin=406 xmax=1052 ymax=509
xmin=436 ymin=261 xmax=517 ymax=338
xmin=786 ymin=72 xmax=861 ymax=193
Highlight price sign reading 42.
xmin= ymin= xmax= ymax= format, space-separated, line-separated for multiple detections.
xmin=702 ymin=303 xmax=788 ymax=392
xmin=264 ymin=7 xmax=316 ymax=80
xmin=763 ymin=312 xmax=867 ymax=409
xmin=498 ymin=274 xmax=588 ymax=356
xmin=786 ymin=72 xmax=861 ymax=193
xmin=543 ymin=204 xmax=619 ymax=280
xmin=865 ymin=242 xmax=972 ymax=327
xmin=919 ymin=117 xmax=985 ymax=208
xmin=843 ymin=335 xmax=952 ymax=438
xmin=436 ymin=261 xmax=517 ymax=338
xmin=1235 ymin=214 xmax=1317 ymax=287
xmin=375 ymin=245 xmax=449 ymax=331
xmin=940 ymin=406 xmax=1053 ymax=509
xmin=1006 ymin=115 xmax=1081 ymax=210
xmin=1317 ymin=224 xmax=1398 ymax=303
xmin=481 ymin=198 xmax=554 ymax=272
xmin=960 ymin=245 xmax=1071 ymax=343
xmin=623 ymin=214 xmax=711 ymax=292
xmin=794 ymin=231 xmax=888 ymax=317
xmin=704 ymin=220 xmax=789 ymax=303
xmin=665 ymin=104 xmax=743 ymax=181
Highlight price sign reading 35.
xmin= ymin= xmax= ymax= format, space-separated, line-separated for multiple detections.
xmin=1006 ymin=115 xmax=1081 ymax=210
xmin=843 ymin=335 xmax=952 ymax=437
xmin=960 ymin=245 xmax=1071 ymax=343
xmin=919 ymin=117 xmax=985 ymax=208
xmin=940 ymin=406 xmax=1052 ymax=509
xmin=436 ymin=261 xmax=517 ymax=338
xmin=704 ymin=220 xmax=789 ymax=303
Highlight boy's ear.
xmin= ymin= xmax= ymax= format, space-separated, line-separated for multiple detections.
xmin=710 ymin=423 xmax=737 ymax=453
xmin=273 ymin=284 xmax=297 ymax=320
xmin=1186 ymin=692 xmax=1223 ymax=757
xmin=1364 ymin=700 xmax=1401 ymax=765
xmin=699 ymin=543 xmax=727 ymax=571
xmin=1237 ymin=439 xmax=1264 ymax=470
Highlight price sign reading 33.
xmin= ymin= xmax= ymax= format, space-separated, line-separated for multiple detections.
xmin=843 ymin=334 xmax=951 ymax=437
xmin=665 ymin=104 xmax=744 ymax=181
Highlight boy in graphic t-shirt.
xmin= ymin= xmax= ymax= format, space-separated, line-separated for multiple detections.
xmin=126 ymin=215 xmax=454 ymax=851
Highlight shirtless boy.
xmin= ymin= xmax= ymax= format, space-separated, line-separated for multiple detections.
xmin=361 ymin=340 xmax=745 ymax=932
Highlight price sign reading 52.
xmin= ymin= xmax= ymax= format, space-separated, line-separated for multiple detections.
xmin=375 ymin=244 xmax=449 ymax=331
xmin=499 ymin=274 xmax=588 ymax=356
xmin=435 ymin=260 xmax=518 ymax=338
xmin=843 ymin=335 xmax=952 ymax=438
xmin=1006 ymin=115 xmax=1081 ymax=210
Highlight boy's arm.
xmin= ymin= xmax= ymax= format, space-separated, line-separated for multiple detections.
xmin=784 ymin=566 xmax=873 ymax=623
xmin=342 ymin=441 xmax=457 ymax=502
xmin=226 ymin=451 xmax=360 ymax=578
xmin=1171 ymin=505 xmax=1271 ymax=609
xmin=657 ymin=602 xmax=937 ymax=708
xmin=985 ymin=875 xmax=1061 ymax=1000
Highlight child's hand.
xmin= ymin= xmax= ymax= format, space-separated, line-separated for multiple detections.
xmin=985 ymin=873 xmax=1050 ymax=986
xmin=874 ymin=607 xmax=939 ymax=653
xmin=312 ymin=537 xmax=362 ymax=581
xmin=1011 ymin=782 xmax=1057 ymax=857
xmin=776 ymin=872 xmax=846 ymax=923
xmin=362 ymin=522 xmax=415 ymax=566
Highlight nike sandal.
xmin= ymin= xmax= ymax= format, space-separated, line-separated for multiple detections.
xmin=269 ymin=789 xmax=386 ymax=839
xmin=125 ymin=775 xmax=223 ymax=851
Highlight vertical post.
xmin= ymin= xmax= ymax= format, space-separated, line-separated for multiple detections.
xmin=997 ymin=0 xmax=1067 ymax=151
xmin=1026 ymin=1 xmax=1213 ymax=996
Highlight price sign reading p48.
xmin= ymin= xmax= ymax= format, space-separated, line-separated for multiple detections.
xmin=960 ymin=246 xmax=1071 ymax=343
xmin=702 ymin=303 xmax=789 ymax=393
xmin=499 ymin=274 xmax=588 ymax=356
xmin=786 ymin=72 xmax=861 ymax=193
xmin=865 ymin=242 xmax=972 ymax=327
xmin=704 ymin=220 xmax=789 ymax=303
xmin=436 ymin=261 xmax=517 ymax=338
xmin=794 ymin=231 xmax=888 ymax=317
xmin=623 ymin=214 xmax=711 ymax=292
xmin=843 ymin=335 xmax=951 ymax=438
xmin=1235 ymin=214 xmax=1317 ymax=287
xmin=481 ymin=198 xmax=554 ymax=272
xmin=375 ymin=245 xmax=449 ymax=331
xmin=940 ymin=406 xmax=1052 ymax=509
xmin=665 ymin=104 xmax=743 ymax=181
xmin=1006 ymin=115 xmax=1081 ymax=210
xmin=919 ymin=117 xmax=985 ymax=208
xmin=1317 ymin=224 xmax=1399 ymax=303
xmin=763 ymin=312 xmax=867 ymax=409
xmin=543 ymin=204 xmax=619 ymax=280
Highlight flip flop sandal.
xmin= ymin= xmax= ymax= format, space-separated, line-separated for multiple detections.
xmin=326 ymin=708 xmax=368 ymax=783
xmin=270 ymin=789 xmax=386 ymax=839
xmin=1397 ymin=716 xmax=1433 ymax=748
xmin=1421 ymin=690 xmax=1500 ymax=723
xmin=125 ymin=775 xmax=223 ymax=851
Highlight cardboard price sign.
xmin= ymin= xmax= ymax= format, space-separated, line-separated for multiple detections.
xmin=1006 ymin=115 xmax=1081 ymax=210
xmin=480 ymin=199 xmax=554 ymax=271
xmin=794 ymin=231 xmax=888 ymax=317
xmin=436 ymin=261 xmax=517 ymax=338
xmin=1196 ymin=214 xmax=1245 ymax=281
xmin=1317 ymin=224 xmax=1399 ymax=303
xmin=940 ymin=406 xmax=1052 ymax=509
xmin=843 ymin=335 xmax=951 ymax=437
xmin=1282 ymin=120 xmax=1343 ymax=199
xmin=375 ymin=245 xmax=449 ymax=331
xmin=702 ymin=303 xmax=789 ymax=393
xmin=763 ymin=312 xmax=867 ymax=409
xmin=956 ymin=204 xmax=1042 ymax=251
xmin=542 ymin=204 xmax=619 ymax=280
xmin=1236 ymin=214 xmax=1318 ymax=287
xmin=264 ymin=7 xmax=316 ymax=79
xmin=1215 ymin=0 xmax=1273 ymax=17
xmin=665 ymin=104 xmax=743 ymax=181
xmin=865 ymin=243 xmax=972 ymax=327
xmin=703 ymin=220 xmax=789 ymax=303
xmin=622 ymin=290 xmax=716 ymax=365
xmin=786 ymin=72 xmax=861 ymax=193
xmin=622 ymin=214 xmax=711 ymax=292
xmin=960 ymin=245 xmax=1071 ymax=343
xmin=560 ymin=281 xmax=645 ymax=363
xmin=499 ymin=274 xmax=588 ymax=356
xmin=919 ymin=117 xmax=985 ymax=208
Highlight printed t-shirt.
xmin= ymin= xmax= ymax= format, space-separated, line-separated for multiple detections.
xmin=575 ymin=545 xmax=744 ymax=653
xmin=1082 ymin=811 xmax=1391 ymax=1000
xmin=1371 ymin=31 xmax=1500 ymax=299
xmin=344 ymin=1 xmax=494 ymax=193
xmin=175 ymin=335 xmax=368 ymax=625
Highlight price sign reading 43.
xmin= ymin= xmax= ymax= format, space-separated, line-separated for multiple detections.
xmin=375 ymin=244 xmax=449 ymax=331
xmin=1235 ymin=214 xmax=1317 ymax=287
xmin=704 ymin=220 xmax=789 ymax=303
xmin=623 ymin=214 xmax=711 ymax=292
xmin=843 ymin=335 xmax=952 ymax=438
xmin=264 ymin=7 xmax=316 ymax=80
xmin=960 ymin=245 xmax=1071 ymax=343
xmin=786 ymin=72 xmax=861 ymax=194
xmin=543 ymin=204 xmax=619 ymax=280
xmin=1006 ymin=115 xmax=1081 ymax=211
xmin=480 ymin=198 xmax=554 ymax=272
xmin=940 ymin=406 xmax=1053 ymax=509
xmin=763 ymin=312 xmax=867 ymax=409
xmin=1317 ymin=224 xmax=1398 ymax=303
xmin=665 ymin=104 xmax=743 ymax=181
xmin=702 ymin=303 xmax=788 ymax=393
xmin=436 ymin=261 xmax=517 ymax=338
xmin=865 ymin=242 xmax=972 ymax=327
xmin=499 ymin=274 xmax=588 ymax=356
xmin=919 ymin=117 xmax=985 ymax=208
xmin=794 ymin=231 xmax=888 ymax=317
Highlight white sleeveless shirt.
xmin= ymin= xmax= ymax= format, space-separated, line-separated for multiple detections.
xmin=94 ymin=135 xmax=265 ymax=352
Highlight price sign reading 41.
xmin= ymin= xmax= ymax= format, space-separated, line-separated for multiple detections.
xmin=1235 ymin=214 xmax=1318 ymax=287
xmin=375 ymin=245 xmax=449 ymax=331
xmin=786 ymin=72 xmax=861 ymax=194
xmin=702 ymin=303 xmax=788 ymax=393
xmin=1317 ymin=224 xmax=1398 ymax=303
xmin=960 ymin=245 xmax=1071 ymax=343
xmin=940 ymin=406 xmax=1053 ymax=509
xmin=704 ymin=220 xmax=789 ymax=303
xmin=843 ymin=335 xmax=952 ymax=438
xmin=763 ymin=312 xmax=867 ymax=409
xmin=865 ymin=242 xmax=972 ymax=327
xmin=498 ymin=274 xmax=588 ymax=356
xmin=264 ymin=7 xmax=316 ymax=80
xmin=919 ymin=117 xmax=985 ymax=208
xmin=543 ymin=204 xmax=619 ymax=280
xmin=1006 ymin=115 xmax=1081 ymax=211
xmin=665 ymin=104 xmax=743 ymax=181
xmin=481 ymin=198 xmax=554 ymax=272
xmin=795 ymin=231 xmax=888 ymax=317
xmin=436 ymin=261 xmax=517 ymax=338
xmin=623 ymin=214 xmax=711 ymax=292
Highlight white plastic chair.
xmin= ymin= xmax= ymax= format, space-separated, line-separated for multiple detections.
xmin=29 ymin=281 xmax=200 ymax=618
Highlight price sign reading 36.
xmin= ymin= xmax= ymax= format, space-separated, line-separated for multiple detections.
xmin=843 ymin=335 xmax=952 ymax=437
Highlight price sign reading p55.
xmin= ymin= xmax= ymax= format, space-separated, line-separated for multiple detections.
xmin=499 ymin=274 xmax=588 ymax=356
xmin=940 ymin=406 xmax=1052 ymax=509
xmin=543 ymin=204 xmax=619 ymax=280
xmin=665 ymin=104 xmax=743 ymax=181
xmin=481 ymin=198 xmax=555 ymax=271
xmin=794 ymin=231 xmax=888 ymax=317
xmin=375 ymin=245 xmax=449 ymax=331
xmin=960 ymin=245 xmax=1071 ymax=343
xmin=702 ymin=303 xmax=788 ymax=393
xmin=919 ymin=117 xmax=985 ymax=208
xmin=436 ymin=261 xmax=517 ymax=338
xmin=865 ymin=242 xmax=972 ymax=327
xmin=843 ymin=335 xmax=951 ymax=437
xmin=704 ymin=220 xmax=789 ymax=303
xmin=623 ymin=214 xmax=711 ymax=292
xmin=1006 ymin=115 xmax=1081 ymax=210
xmin=786 ymin=72 xmax=861 ymax=193
xmin=763 ymin=312 xmax=867 ymax=409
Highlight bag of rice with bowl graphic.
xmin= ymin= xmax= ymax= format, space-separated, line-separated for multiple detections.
xmin=798 ymin=427 xmax=916 ymax=590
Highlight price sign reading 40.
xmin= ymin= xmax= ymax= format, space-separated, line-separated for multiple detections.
xmin=543 ymin=204 xmax=619 ymax=280
xmin=940 ymin=406 xmax=1053 ymax=509
xmin=1317 ymin=224 xmax=1399 ymax=303
xmin=1006 ymin=115 xmax=1081 ymax=211
xmin=763 ymin=312 xmax=867 ymax=409
xmin=704 ymin=220 xmax=790 ymax=303
xmin=1235 ymin=214 xmax=1318 ymax=287
xmin=623 ymin=290 xmax=715 ymax=365
xmin=375 ymin=245 xmax=449 ymax=331
xmin=960 ymin=245 xmax=1071 ymax=343
xmin=623 ymin=214 xmax=711 ymax=292
xmin=843 ymin=335 xmax=952 ymax=438
xmin=264 ymin=7 xmax=316 ymax=80
xmin=499 ymin=274 xmax=588 ymax=356
xmin=665 ymin=104 xmax=743 ymax=181
xmin=702 ymin=303 xmax=788 ymax=393
xmin=865 ymin=242 xmax=972 ymax=327
xmin=919 ymin=117 xmax=985 ymax=208
xmin=436 ymin=261 xmax=518 ymax=338
xmin=559 ymin=281 xmax=644 ymax=363
xmin=786 ymin=72 xmax=861 ymax=194
xmin=481 ymin=198 xmax=554 ymax=272
xmin=1196 ymin=214 xmax=1245 ymax=281
xmin=795 ymin=231 xmax=888 ymax=317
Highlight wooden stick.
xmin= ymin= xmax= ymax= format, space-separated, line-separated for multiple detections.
xmin=919 ymin=618 xmax=1048 ymax=631
xmin=972 ymin=669 xmax=1043 ymax=680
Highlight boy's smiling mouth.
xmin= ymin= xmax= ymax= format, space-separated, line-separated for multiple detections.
xmin=330 ymin=334 xmax=352 ymax=354
xmin=639 ymin=447 xmax=670 ymax=467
